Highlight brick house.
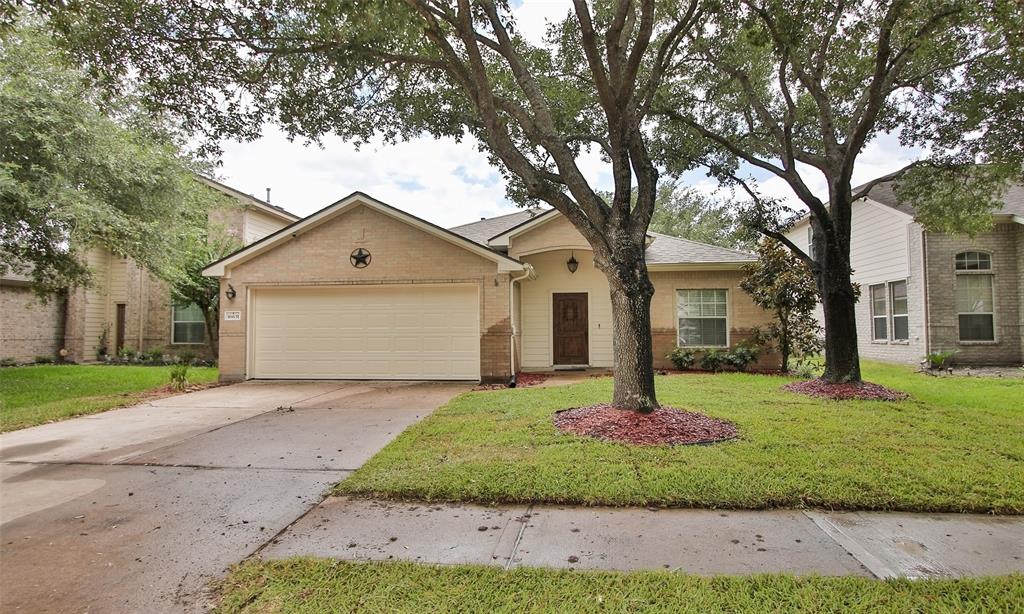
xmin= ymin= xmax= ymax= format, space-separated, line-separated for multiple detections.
xmin=0 ymin=177 xmax=299 ymax=364
xmin=785 ymin=177 xmax=1023 ymax=366
xmin=203 ymin=192 xmax=775 ymax=383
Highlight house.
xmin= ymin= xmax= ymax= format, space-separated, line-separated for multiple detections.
xmin=202 ymin=192 xmax=774 ymax=383
xmin=784 ymin=177 xmax=1023 ymax=366
xmin=0 ymin=177 xmax=299 ymax=364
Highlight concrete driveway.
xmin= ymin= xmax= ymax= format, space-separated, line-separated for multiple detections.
xmin=0 ymin=380 xmax=468 ymax=613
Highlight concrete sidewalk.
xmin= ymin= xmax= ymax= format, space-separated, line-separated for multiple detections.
xmin=260 ymin=497 xmax=1024 ymax=579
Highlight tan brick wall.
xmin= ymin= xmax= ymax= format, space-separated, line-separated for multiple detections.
xmin=649 ymin=269 xmax=779 ymax=370
xmin=508 ymin=214 xmax=590 ymax=258
xmin=0 ymin=284 xmax=64 ymax=363
xmin=217 ymin=203 xmax=511 ymax=382
xmin=924 ymin=223 xmax=1022 ymax=365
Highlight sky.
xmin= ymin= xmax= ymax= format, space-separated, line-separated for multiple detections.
xmin=215 ymin=1 xmax=920 ymax=228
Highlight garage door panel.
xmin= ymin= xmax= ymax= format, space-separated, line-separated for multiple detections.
xmin=251 ymin=285 xmax=480 ymax=380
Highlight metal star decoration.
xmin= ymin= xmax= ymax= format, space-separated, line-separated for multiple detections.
xmin=350 ymin=247 xmax=371 ymax=268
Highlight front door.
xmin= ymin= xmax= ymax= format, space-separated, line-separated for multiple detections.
xmin=552 ymin=293 xmax=588 ymax=365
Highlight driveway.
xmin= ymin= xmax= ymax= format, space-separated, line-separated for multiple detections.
xmin=0 ymin=380 xmax=468 ymax=613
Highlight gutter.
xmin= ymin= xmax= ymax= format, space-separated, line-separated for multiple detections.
xmin=507 ymin=263 xmax=536 ymax=387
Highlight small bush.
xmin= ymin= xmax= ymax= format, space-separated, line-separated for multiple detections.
xmin=1 ymin=357 xmax=19 ymax=367
xmin=666 ymin=347 xmax=697 ymax=370
xmin=791 ymin=357 xmax=823 ymax=379
xmin=724 ymin=344 xmax=760 ymax=372
xmin=118 ymin=346 xmax=138 ymax=361
xmin=142 ymin=346 xmax=165 ymax=362
xmin=700 ymin=348 xmax=726 ymax=372
xmin=169 ymin=363 xmax=190 ymax=391
xmin=34 ymin=355 xmax=54 ymax=364
xmin=925 ymin=350 xmax=958 ymax=370
xmin=175 ymin=349 xmax=197 ymax=365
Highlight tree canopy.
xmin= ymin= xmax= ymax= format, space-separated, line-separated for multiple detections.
xmin=648 ymin=182 xmax=751 ymax=250
xmin=0 ymin=22 xmax=220 ymax=295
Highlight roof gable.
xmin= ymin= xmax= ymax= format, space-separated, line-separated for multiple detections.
xmin=202 ymin=192 xmax=524 ymax=277
xmin=198 ymin=175 xmax=300 ymax=223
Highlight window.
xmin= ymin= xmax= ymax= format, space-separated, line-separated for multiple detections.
xmin=955 ymin=251 xmax=991 ymax=271
xmin=172 ymin=303 xmax=206 ymax=344
xmin=870 ymin=284 xmax=887 ymax=340
xmin=807 ymin=226 xmax=813 ymax=252
xmin=956 ymin=275 xmax=995 ymax=341
xmin=677 ymin=289 xmax=728 ymax=347
xmin=889 ymin=280 xmax=909 ymax=341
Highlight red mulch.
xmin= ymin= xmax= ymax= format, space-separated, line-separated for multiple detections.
xmin=473 ymin=372 xmax=549 ymax=391
xmin=782 ymin=379 xmax=909 ymax=401
xmin=553 ymin=404 xmax=738 ymax=446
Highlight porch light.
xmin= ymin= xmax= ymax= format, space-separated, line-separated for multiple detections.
xmin=566 ymin=252 xmax=579 ymax=274
xmin=225 ymin=284 xmax=237 ymax=300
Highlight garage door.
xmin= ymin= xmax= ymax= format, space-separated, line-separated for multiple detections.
xmin=250 ymin=285 xmax=480 ymax=380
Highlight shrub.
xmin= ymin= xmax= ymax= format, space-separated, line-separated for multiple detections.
xmin=666 ymin=347 xmax=697 ymax=370
xmin=925 ymin=349 xmax=958 ymax=370
xmin=118 ymin=346 xmax=138 ymax=361
xmin=34 ymin=355 xmax=54 ymax=364
xmin=0 ymin=358 xmax=17 ymax=367
xmin=169 ymin=363 xmax=190 ymax=391
xmin=791 ymin=357 xmax=823 ymax=379
xmin=142 ymin=346 xmax=165 ymax=362
xmin=175 ymin=349 xmax=197 ymax=365
xmin=700 ymin=348 xmax=726 ymax=372
xmin=724 ymin=344 xmax=760 ymax=372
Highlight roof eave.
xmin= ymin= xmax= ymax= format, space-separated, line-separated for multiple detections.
xmin=646 ymin=261 xmax=752 ymax=271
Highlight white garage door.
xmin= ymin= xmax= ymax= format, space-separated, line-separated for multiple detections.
xmin=250 ymin=285 xmax=480 ymax=380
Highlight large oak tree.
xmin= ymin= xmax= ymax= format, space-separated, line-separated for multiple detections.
xmin=43 ymin=0 xmax=713 ymax=411
xmin=656 ymin=0 xmax=1023 ymax=383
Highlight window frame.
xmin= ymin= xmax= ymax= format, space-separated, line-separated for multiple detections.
xmin=171 ymin=303 xmax=207 ymax=345
xmin=869 ymin=283 xmax=888 ymax=342
xmin=954 ymin=252 xmax=997 ymax=343
xmin=889 ymin=279 xmax=909 ymax=342
xmin=675 ymin=288 xmax=730 ymax=349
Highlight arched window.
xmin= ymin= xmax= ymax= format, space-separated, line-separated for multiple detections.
xmin=954 ymin=252 xmax=995 ymax=342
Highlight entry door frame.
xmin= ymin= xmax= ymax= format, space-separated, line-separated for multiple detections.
xmin=114 ymin=303 xmax=127 ymax=354
xmin=551 ymin=292 xmax=589 ymax=366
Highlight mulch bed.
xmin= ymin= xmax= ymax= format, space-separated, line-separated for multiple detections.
xmin=554 ymin=404 xmax=738 ymax=446
xmin=473 ymin=372 xmax=549 ymax=391
xmin=782 ymin=379 xmax=909 ymax=401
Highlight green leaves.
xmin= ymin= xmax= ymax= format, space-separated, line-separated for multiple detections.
xmin=0 ymin=22 xmax=220 ymax=296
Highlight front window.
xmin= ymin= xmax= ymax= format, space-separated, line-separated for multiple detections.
xmin=956 ymin=275 xmax=995 ymax=341
xmin=890 ymin=280 xmax=909 ymax=341
xmin=172 ymin=303 xmax=206 ymax=344
xmin=677 ymin=289 xmax=728 ymax=347
xmin=870 ymin=284 xmax=887 ymax=341
xmin=955 ymin=251 xmax=991 ymax=271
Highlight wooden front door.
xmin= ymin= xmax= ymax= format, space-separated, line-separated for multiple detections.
xmin=115 ymin=304 xmax=126 ymax=353
xmin=552 ymin=293 xmax=588 ymax=365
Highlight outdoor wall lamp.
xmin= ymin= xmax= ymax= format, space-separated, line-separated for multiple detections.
xmin=225 ymin=284 xmax=237 ymax=300
xmin=566 ymin=252 xmax=579 ymax=274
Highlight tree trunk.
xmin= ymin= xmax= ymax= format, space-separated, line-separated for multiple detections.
xmin=203 ymin=305 xmax=219 ymax=360
xmin=816 ymin=245 xmax=861 ymax=384
xmin=778 ymin=308 xmax=790 ymax=372
xmin=602 ymin=251 xmax=659 ymax=413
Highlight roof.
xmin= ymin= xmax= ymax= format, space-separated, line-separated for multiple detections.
xmin=450 ymin=210 xmax=754 ymax=266
xmin=203 ymin=191 xmax=524 ymax=277
xmin=855 ymin=172 xmax=1024 ymax=220
xmin=449 ymin=208 xmax=549 ymax=243
xmin=198 ymin=176 xmax=301 ymax=222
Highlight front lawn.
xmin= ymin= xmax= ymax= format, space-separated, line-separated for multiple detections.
xmin=0 ymin=364 xmax=219 ymax=432
xmin=338 ymin=361 xmax=1024 ymax=513
xmin=216 ymin=559 xmax=1024 ymax=613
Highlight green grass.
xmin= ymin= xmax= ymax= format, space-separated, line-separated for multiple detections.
xmin=0 ymin=364 xmax=218 ymax=432
xmin=215 ymin=559 xmax=1024 ymax=613
xmin=337 ymin=361 xmax=1024 ymax=513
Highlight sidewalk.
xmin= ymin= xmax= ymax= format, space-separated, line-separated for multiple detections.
xmin=258 ymin=497 xmax=1024 ymax=578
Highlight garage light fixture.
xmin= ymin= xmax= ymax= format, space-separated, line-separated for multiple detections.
xmin=225 ymin=284 xmax=237 ymax=300
xmin=566 ymin=252 xmax=579 ymax=274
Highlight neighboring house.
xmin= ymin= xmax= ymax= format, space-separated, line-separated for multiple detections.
xmin=0 ymin=177 xmax=299 ymax=364
xmin=784 ymin=177 xmax=1023 ymax=366
xmin=202 ymin=192 xmax=774 ymax=383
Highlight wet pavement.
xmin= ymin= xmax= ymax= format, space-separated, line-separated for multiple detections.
xmin=0 ymin=381 xmax=467 ymax=613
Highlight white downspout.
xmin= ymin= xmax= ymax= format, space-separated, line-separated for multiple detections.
xmin=508 ymin=263 xmax=535 ymax=387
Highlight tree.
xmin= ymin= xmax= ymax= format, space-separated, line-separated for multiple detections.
xmin=649 ymin=182 xmax=751 ymax=250
xmin=740 ymin=239 xmax=821 ymax=372
xmin=169 ymin=223 xmax=242 ymax=357
xmin=656 ymin=0 xmax=1023 ymax=384
xmin=43 ymin=1 xmax=711 ymax=412
xmin=0 ymin=21 xmax=219 ymax=296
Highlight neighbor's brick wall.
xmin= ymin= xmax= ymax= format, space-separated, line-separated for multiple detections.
xmin=648 ymin=269 xmax=778 ymax=370
xmin=924 ymin=223 xmax=1022 ymax=365
xmin=0 ymin=283 xmax=64 ymax=363
xmin=218 ymin=203 xmax=512 ymax=382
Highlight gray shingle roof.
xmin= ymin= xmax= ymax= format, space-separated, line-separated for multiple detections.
xmin=448 ymin=208 xmax=547 ymax=244
xmin=857 ymin=175 xmax=1024 ymax=219
xmin=449 ymin=212 xmax=754 ymax=265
